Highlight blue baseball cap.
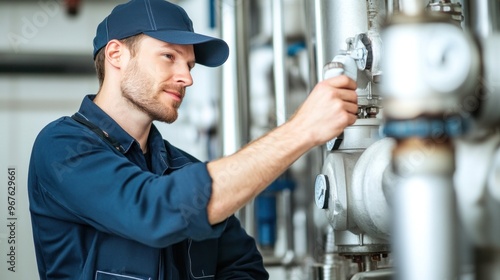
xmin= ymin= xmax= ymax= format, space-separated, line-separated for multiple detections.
xmin=93 ymin=0 xmax=229 ymax=67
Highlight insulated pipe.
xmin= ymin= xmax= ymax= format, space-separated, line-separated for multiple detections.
xmin=218 ymin=0 xmax=253 ymax=234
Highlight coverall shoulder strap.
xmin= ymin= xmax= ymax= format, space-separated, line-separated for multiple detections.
xmin=71 ymin=113 xmax=125 ymax=153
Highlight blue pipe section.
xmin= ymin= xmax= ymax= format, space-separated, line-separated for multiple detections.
xmin=255 ymin=177 xmax=295 ymax=248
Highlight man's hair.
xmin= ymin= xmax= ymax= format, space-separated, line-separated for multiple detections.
xmin=94 ymin=34 xmax=145 ymax=87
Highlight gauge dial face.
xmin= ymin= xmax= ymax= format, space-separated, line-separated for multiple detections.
xmin=314 ymin=174 xmax=329 ymax=209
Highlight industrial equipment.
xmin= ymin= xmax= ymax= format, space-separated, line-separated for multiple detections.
xmin=309 ymin=0 xmax=500 ymax=279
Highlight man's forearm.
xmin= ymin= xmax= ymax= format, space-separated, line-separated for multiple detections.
xmin=206 ymin=75 xmax=358 ymax=225
xmin=206 ymin=119 xmax=312 ymax=224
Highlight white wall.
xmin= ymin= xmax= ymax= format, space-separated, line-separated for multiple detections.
xmin=0 ymin=1 xmax=219 ymax=279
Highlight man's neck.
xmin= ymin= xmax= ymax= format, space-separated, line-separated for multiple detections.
xmin=93 ymin=89 xmax=151 ymax=153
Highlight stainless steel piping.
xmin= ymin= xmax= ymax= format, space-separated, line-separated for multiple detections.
xmin=272 ymin=0 xmax=288 ymax=126
xmin=267 ymin=0 xmax=296 ymax=266
xmin=392 ymin=139 xmax=458 ymax=280
xmin=218 ymin=0 xmax=253 ymax=234
xmin=464 ymin=0 xmax=500 ymax=39
xmin=399 ymin=0 xmax=426 ymax=15
xmin=313 ymin=0 xmax=326 ymax=84
xmin=218 ymin=0 xmax=250 ymax=156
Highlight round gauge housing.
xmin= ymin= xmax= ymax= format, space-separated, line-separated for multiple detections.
xmin=314 ymin=174 xmax=329 ymax=209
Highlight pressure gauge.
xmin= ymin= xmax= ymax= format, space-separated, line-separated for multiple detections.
xmin=314 ymin=174 xmax=329 ymax=209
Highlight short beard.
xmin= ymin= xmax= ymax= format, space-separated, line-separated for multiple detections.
xmin=120 ymin=59 xmax=180 ymax=123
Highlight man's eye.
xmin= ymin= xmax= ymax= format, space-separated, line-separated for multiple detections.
xmin=164 ymin=54 xmax=174 ymax=60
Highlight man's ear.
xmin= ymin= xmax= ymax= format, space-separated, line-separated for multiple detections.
xmin=104 ymin=39 xmax=127 ymax=69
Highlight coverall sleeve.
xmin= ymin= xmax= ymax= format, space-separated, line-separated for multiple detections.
xmin=30 ymin=118 xmax=226 ymax=248
xmin=215 ymin=216 xmax=269 ymax=279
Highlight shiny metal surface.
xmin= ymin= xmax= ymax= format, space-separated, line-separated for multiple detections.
xmin=218 ymin=0 xmax=253 ymax=234
xmin=465 ymin=0 xmax=500 ymax=38
xmin=399 ymin=0 xmax=426 ymax=15
xmin=218 ymin=0 xmax=250 ymax=156
xmin=394 ymin=174 xmax=458 ymax=280
xmin=475 ymin=34 xmax=500 ymax=128
xmin=391 ymin=139 xmax=457 ymax=280
xmin=272 ymin=0 xmax=288 ymax=126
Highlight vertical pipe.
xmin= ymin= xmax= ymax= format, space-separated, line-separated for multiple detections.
xmin=399 ymin=0 xmax=426 ymax=15
xmin=392 ymin=138 xmax=458 ymax=280
xmin=304 ymin=0 xmax=318 ymax=89
xmin=464 ymin=0 xmax=500 ymax=39
xmin=321 ymin=0 xmax=371 ymax=95
xmin=218 ymin=0 xmax=253 ymax=234
xmin=322 ymin=0 xmax=368 ymax=65
xmin=219 ymin=0 xmax=249 ymax=156
xmin=272 ymin=0 xmax=288 ymax=125
xmin=313 ymin=0 xmax=326 ymax=84
xmin=271 ymin=0 xmax=295 ymax=263
xmin=304 ymin=0 xmax=325 ymax=263
xmin=386 ymin=0 xmax=394 ymax=15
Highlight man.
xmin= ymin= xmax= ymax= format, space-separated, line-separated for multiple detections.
xmin=28 ymin=0 xmax=358 ymax=279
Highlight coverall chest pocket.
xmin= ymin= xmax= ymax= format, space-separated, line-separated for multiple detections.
xmin=188 ymin=239 xmax=217 ymax=279
xmin=95 ymin=270 xmax=152 ymax=280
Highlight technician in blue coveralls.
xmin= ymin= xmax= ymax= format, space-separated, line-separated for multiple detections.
xmin=27 ymin=0 xmax=358 ymax=279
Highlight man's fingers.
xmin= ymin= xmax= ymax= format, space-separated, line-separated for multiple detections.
xmin=345 ymin=102 xmax=359 ymax=115
xmin=324 ymin=75 xmax=357 ymax=90
xmin=337 ymin=88 xmax=358 ymax=104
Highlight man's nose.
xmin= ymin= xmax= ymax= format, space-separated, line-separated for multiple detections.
xmin=175 ymin=65 xmax=193 ymax=87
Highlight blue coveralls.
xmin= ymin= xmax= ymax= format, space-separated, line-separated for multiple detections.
xmin=28 ymin=95 xmax=268 ymax=279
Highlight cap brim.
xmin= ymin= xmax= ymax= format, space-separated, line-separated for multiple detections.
xmin=144 ymin=30 xmax=229 ymax=67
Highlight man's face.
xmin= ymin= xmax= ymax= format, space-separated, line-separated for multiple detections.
xmin=120 ymin=36 xmax=195 ymax=123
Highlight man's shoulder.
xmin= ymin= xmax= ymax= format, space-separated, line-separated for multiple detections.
xmin=34 ymin=115 xmax=101 ymax=151
xmin=37 ymin=116 xmax=81 ymax=137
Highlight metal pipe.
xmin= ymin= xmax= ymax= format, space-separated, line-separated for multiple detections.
xmin=218 ymin=0 xmax=248 ymax=155
xmin=265 ymin=0 xmax=296 ymax=265
xmin=399 ymin=0 xmax=426 ymax=16
xmin=272 ymin=0 xmax=288 ymax=126
xmin=394 ymin=176 xmax=457 ymax=280
xmin=321 ymin=0 xmax=372 ymax=98
xmin=392 ymin=138 xmax=458 ymax=280
xmin=274 ymin=188 xmax=296 ymax=266
xmin=464 ymin=0 xmax=500 ymax=39
xmin=304 ymin=0 xmax=326 ymax=263
xmin=386 ymin=0 xmax=400 ymax=15
xmin=218 ymin=0 xmax=252 ymax=233
xmin=304 ymin=0 xmax=318 ymax=89
xmin=313 ymin=0 xmax=326 ymax=83
xmin=322 ymin=0 xmax=368 ymax=68
xmin=462 ymin=1 xmax=500 ymax=128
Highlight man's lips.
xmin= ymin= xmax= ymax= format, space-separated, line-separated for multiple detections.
xmin=164 ymin=90 xmax=182 ymax=102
